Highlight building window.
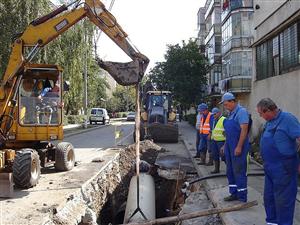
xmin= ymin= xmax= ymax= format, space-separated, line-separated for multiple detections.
xmin=280 ymin=23 xmax=298 ymax=72
xmin=256 ymin=40 xmax=273 ymax=80
xmin=222 ymin=11 xmax=253 ymax=55
xmin=223 ymin=51 xmax=252 ymax=78
xmin=272 ymin=36 xmax=280 ymax=76
xmin=256 ymin=21 xmax=300 ymax=80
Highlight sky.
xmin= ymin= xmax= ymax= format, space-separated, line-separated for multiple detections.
xmin=51 ymin=0 xmax=206 ymax=72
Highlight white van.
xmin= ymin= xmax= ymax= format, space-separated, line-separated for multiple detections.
xmin=89 ymin=108 xmax=110 ymax=125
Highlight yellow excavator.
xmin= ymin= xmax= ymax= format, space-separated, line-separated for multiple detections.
xmin=0 ymin=0 xmax=149 ymax=193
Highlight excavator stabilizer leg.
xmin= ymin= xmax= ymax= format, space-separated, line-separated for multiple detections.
xmin=0 ymin=172 xmax=13 ymax=198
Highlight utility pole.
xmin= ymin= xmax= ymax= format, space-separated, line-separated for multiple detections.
xmin=126 ymin=86 xmax=129 ymax=112
xmin=83 ymin=26 xmax=88 ymax=129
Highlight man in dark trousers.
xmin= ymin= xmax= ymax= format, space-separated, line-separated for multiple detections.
xmin=210 ymin=107 xmax=226 ymax=174
xmin=197 ymin=103 xmax=214 ymax=166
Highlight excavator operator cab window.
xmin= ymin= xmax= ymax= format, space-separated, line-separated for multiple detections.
xmin=19 ymin=72 xmax=62 ymax=126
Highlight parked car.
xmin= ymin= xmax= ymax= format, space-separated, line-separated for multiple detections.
xmin=89 ymin=108 xmax=110 ymax=125
xmin=126 ymin=112 xmax=136 ymax=121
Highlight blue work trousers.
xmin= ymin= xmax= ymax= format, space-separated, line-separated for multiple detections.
xmin=211 ymin=140 xmax=225 ymax=161
xmin=261 ymin=128 xmax=298 ymax=225
xmin=198 ymin=133 xmax=211 ymax=154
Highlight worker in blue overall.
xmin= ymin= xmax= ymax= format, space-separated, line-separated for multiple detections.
xmin=197 ymin=103 xmax=214 ymax=165
xmin=257 ymin=98 xmax=300 ymax=225
xmin=210 ymin=107 xmax=226 ymax=174
xmin=220 ymin=92 xmax=250 ymax=202
xmin=194 ymin=104 xmax=202 ymax=158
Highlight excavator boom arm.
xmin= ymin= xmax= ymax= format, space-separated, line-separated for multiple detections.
xmin=0 ymin=0 xmax=149 ymax=140
xmin=2 ymin=0 xmax=149 ymax=84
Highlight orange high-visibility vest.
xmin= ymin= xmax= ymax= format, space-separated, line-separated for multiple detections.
xmin=199 ymin=112 xmax=211 ymax=134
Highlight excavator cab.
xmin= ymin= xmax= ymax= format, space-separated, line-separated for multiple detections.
xmin=0 ymin=64 xmax=75 ymax=194
xmin=16 ymin=64 xmax=63 ymax=141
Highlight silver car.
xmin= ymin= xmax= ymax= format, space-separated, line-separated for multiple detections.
xmin=89 ymin=108 xmax=110 ymax=125
xmin=126 ymin=112 xmax=136 ymax=121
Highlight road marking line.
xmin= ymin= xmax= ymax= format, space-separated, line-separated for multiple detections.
xmin=116 ymin=131 xmax=133 ymax=145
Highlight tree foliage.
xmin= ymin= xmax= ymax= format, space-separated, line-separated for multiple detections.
xmin=0 ymin=0 xmax=108 ymax=115
xmin=148 ymin=39 xmax=209 ymax=109
xmin=106 ymin=85 xmax=136 ymax=112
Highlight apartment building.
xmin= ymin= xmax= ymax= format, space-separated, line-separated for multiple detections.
xmin=219 ymin=0 xmax=254 ymax=107
xmin=197 ymin=0 xmax=254 ymax=108
xmin=249 ymin=0 xmax=300 ymax=137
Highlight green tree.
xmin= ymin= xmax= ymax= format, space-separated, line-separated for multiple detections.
xmin=148 ymin=39 xmax=209 ymax=109
xmin=0 ymin=0 xmax=109 ymax=115
xmin=106 ymin=85 xmax=136 ymax=112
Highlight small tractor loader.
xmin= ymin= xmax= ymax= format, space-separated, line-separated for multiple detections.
xmin=0 ymin=0 xmax=148 ymax=196
xmin=136 ymin=91 xmax=179 ymax=143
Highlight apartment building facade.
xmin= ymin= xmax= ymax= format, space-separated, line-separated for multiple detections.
xmin=219 ymin=0 xmax=254 ymax=107
xmin=249 ymin=0 xmax=300 ymax=137
xmin=198 ymin=0 xmax=254 ymax=108
xmin=197 ymin=0 xmax=222 ymax=107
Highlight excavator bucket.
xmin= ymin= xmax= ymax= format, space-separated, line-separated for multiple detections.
xmin=146 ymin=123 xmax=179 ymax=143
xmin=96 ymin=58 xmax=144 ymax=86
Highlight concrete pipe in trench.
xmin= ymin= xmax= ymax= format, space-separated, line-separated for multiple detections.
xmin=123 ymin=173 xmax=156 ymax=223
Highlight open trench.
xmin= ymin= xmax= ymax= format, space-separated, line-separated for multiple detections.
xmin=97 ymin=141 xmax=188 ymax=225
xmin=44 ymin=140 xmax=221 ymax=225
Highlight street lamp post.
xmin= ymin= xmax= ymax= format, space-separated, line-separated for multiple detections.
xmin=83 ymin=28 xmax=88 ymax=129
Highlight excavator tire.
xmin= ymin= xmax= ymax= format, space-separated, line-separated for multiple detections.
xmin=13 ymin=149 xmax=41 ymax=188
xmin=55 ymin=142 xmax=75 ymax=171
xmin=148 ymin=123 xmax=179 ymax=143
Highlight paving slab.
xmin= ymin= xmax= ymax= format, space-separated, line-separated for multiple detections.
xmin=209 ymin=186 xmax=265 ymax=225
xmin=178 ymin=121 xmax=300 ymax=225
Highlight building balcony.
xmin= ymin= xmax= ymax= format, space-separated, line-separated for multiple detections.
xmin=222 ymin=36 xmax=253 ymax=56
xmin=221 ymin=0 xmax=253 ymax=22
xmin=219 ymin=76 xmax=251 ymax=93
xmin=205 ymin=24 xmax=222 ymax=45
xmin=205 ymin=0 xmax=221 ymax=20
xmin=207 ymin=83 xmax=222 ymax=96
xmin=208 ymin=53 xmax=222 ymax=65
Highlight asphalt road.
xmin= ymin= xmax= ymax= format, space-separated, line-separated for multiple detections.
xmin=0 ymin=120 xmax=135 ymax=225
xmin=61 ymin=120 xmax=135 ymax=163
xmin=64 ymin=120 xmax=134 ymax=148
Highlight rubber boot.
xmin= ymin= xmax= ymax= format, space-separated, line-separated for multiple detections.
xmin=197 ymin=152 xmax=206 ymax=165
xmin=193 ymin=153 xmax=201 ymax=158
xmin=210 ymin=160 xmax=220 ymax=174
xmin=205 ymin=153 xmax=214 ymax=166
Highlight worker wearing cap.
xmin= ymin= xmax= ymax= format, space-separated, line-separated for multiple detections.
xmin=197 ymin=103 xmax=214 ymax=165
xmin=220 ymin=92 xmax=250 ymax=202
xmin=194 ymin=104 xmax=202 ymax=158
xmin=210 ymin=107 xmax=226 ymax=174
xmin=257 ymin=98 xmax=300 ymax=225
